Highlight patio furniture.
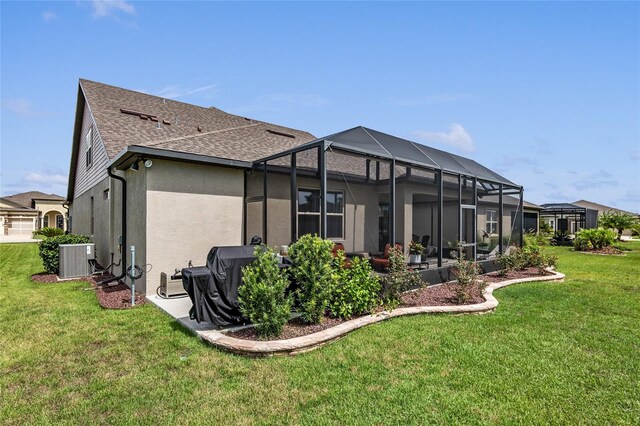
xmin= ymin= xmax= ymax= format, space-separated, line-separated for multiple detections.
xmin=370 ymin=243 xmax=403 ymax=272
xmin=182 ymin=245 xmax=258 ymax=325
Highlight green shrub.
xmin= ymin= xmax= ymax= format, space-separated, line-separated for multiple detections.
xmin=328 ymin=250 xmax=381 ymax=319
xmin=574 ymin=228 xmax=617 ymax=251
xmin=496 ymin=245 xmax=557 ymax=276
xmin=380 ymin=246 xmax=424 ymax=309
xmin=599 ymin=211 xmax=638 ymax=240
xmin=238 ymin=246 xmax=292 ymax=338
xmin=289 ymin=234 xmax=334 ymax=324
xmin=452 ymin=255 xmax=482 ymax=304
xmin=33 ymin=227 xmax=64 ymax=239
xmin=38 ymin=234 xmax=92 ymax=274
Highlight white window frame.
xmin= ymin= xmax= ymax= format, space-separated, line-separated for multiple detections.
xmin=85 ymin=127 xmax=93 ymax=169
xmin=297 ymin=187 xmax=344 ymax=240
xmin=486 ymin=209 xmax=498 ymax=235
xmin=43 ymin=215 xmax=49 ymax=228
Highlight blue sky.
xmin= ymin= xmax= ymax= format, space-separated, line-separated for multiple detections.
xmin=1 ymin=1 xmax=639 ymax=212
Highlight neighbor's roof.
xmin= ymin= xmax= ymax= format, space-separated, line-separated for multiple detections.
xmin=79 ymin=79 xmax=316 ymax=162
xmin=572 ymin=200 xmax=637 ymax=215
xmin=1 ymin=191 xmax=64 ymax=208
xmin=260 ymin=126 xmax=519 ymax=187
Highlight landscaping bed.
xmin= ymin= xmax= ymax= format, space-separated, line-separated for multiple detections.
xmin=577 ymin=246 xmax=625 ymax=256
xmin=30 ymin=271 xmax=145 ymax=309
xmin=226 ymin=273 xmax=533 ymax=342
xmin=480 ymin=267 xmax=553 ymax=283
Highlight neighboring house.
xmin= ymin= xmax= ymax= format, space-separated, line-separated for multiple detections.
xmin=572 ymin=200 xmax=638 ymax=236
xmin=67 ymin=79 xmax=524 ymax=296
xmin=0 ymin=191 xmax=67 ymax=240
xmin=540 ymin=199 xmax=639 ymax=235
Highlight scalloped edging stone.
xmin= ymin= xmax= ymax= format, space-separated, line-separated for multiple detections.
xmin=197 ymin=269 xmax=565 ymax=357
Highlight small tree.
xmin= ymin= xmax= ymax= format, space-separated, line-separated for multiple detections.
xmin=599 ymin=211 xmax=638 ymax=241
xmin=380 ymin=246 xmax=424 ymax=309
xmin=238 ymin=246 xmax=292 ymax=338
xmin=328 ymin=250 xmax=381 ymax=319
xmin=289 ymin=234 xmax=334 ymax=324
xmin=451 ymin=254 xmax=482 ymax=304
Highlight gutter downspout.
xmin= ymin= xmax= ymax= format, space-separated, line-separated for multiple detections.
xmin=99 ymin=166 xmax=126 ymax=286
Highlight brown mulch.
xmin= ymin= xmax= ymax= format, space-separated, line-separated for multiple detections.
xmin=400 ymin=281 xmax=485 ymax=306
xmin=480 ymin=267 xmax=551 ymax=283
xmin=227 ymin=268 xmax=554 ymax=341
xmin=30 ymin=271 xmax=145 ymax=309
xmin=578 ymin=246 xmax=625 ymax=255
xmin=96 ymin=282 xmax=146 ymax=309
xmin=30 ymin=272 xmax=61 ymax=283
xmin=227 ymin=316 xmax=347 ymax=341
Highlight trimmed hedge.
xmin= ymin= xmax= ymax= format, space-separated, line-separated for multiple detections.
xmin=38 ymin=234 xmax=92 ymax=274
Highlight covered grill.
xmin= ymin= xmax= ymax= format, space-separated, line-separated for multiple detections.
xmin=182 ymin=245 xmax=258 ymax=325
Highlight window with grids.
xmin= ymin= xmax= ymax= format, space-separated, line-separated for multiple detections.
xmin=486 ymin=209 xmax=498 ymax=234
xmin=85 ymin=127 xmax=93 ymax=168
xmin=297 ymin=188 xmax=344 ymax=239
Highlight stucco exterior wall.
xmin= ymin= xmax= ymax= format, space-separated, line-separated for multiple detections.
xmin=35 ymin=200 xmax=67 ymax=231
xmin=144 ymin=160 xmax=244 ymax=296
xmin=262 ymin=173 xmax=381 ymax=253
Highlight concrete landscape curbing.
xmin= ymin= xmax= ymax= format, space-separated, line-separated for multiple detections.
xmin=197 ymin=269 xmax=565 ymax=357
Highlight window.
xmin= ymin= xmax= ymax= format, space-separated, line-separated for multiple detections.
xmin=43 ymin=215 xmax=49 ymax=228
xmin=103 ymin=189 xmax=109 ymax=200
xmin=486 ymin=209 xmax=498 ymax=234
xmin=297 ymin=188 xmax=344 ymax=239
xmin=85 ymin=127 xmax=93 ymax=168
xmin=56 ymin=214 xmax=63 ymax=229
xmin=90 ymin=196 xmax=94 ymax=235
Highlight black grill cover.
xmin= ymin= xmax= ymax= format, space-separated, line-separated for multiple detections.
xmin=182 ymin=245 xmax=257 ymax=325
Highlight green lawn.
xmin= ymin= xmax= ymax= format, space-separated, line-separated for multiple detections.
xmin=1 ymin=242 xmax=639 ymax=424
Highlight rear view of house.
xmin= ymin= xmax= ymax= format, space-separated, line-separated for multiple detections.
xmin=67 ymin=79 xmax=526 ymax=296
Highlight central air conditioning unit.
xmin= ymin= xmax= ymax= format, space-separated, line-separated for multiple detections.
xmin=59 ymin=243 xmax=95 ymax=279
xmin=160 ymin=272 xmax=187 ymax=298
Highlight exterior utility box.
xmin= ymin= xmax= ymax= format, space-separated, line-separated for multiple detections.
xmin=160 ymin=272 xmax=187 ymax=298
xmin=59 ymin=243 xmax=95 ymax=279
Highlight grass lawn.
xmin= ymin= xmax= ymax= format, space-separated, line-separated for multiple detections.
xmin=1 ymin=242 xmax=639 ymax=424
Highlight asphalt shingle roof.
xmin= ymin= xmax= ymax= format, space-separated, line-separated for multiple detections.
xmin=1 ymin=191 xmax=64 ymax=208
xmin=80 ymin=79 xmax=316 ymax=162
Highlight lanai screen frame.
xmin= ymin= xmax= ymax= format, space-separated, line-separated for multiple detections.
xmin=252 ymin=135 xmax=524 ymax=267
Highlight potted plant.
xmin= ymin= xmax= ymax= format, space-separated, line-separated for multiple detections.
xmin=442 ymin=240 xmax=463 ymax=259
xmin=408 ymin=241 xmax=424 ymax=264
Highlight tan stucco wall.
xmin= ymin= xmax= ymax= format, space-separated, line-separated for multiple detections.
xmin=144 ymin=160 xmax=244 ymax=296
xmin=262 ymin=173 xmax=381 ymax=253
xmin=35 ymin=200 xmax=67 ymax=231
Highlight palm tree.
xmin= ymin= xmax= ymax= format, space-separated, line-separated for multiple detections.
xmin=598 ymin=211 xmax=638 ymax=240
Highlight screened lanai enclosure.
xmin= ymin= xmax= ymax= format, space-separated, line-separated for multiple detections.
xmin=244 ymin=126 xmax=524 ymax=268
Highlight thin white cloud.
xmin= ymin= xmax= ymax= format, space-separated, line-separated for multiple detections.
xmin=2 ymin=98 xmax=35 ymax=116
xmin=42 ymin=11 xmax=58 ymax=22
xmin=90 ymin=0 xmax=135 ymax=18
xmin=153 ymin=84 xmax=217 ymax=99
xmin=573 ymin=170 xmax=619 ymax=191
xmin=391 ymin=93 xmax=472 ymax=107
xmin=24 ymin=173 xmax=68 ymax=185
xmin=3 ymin=171 xmax=68 ymax=195
xmin=414 ymin=123 xmax=475 ymax=152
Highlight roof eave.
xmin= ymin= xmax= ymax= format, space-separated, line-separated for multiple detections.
xmin=108 ymin=145 xmax=253 ymax=171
